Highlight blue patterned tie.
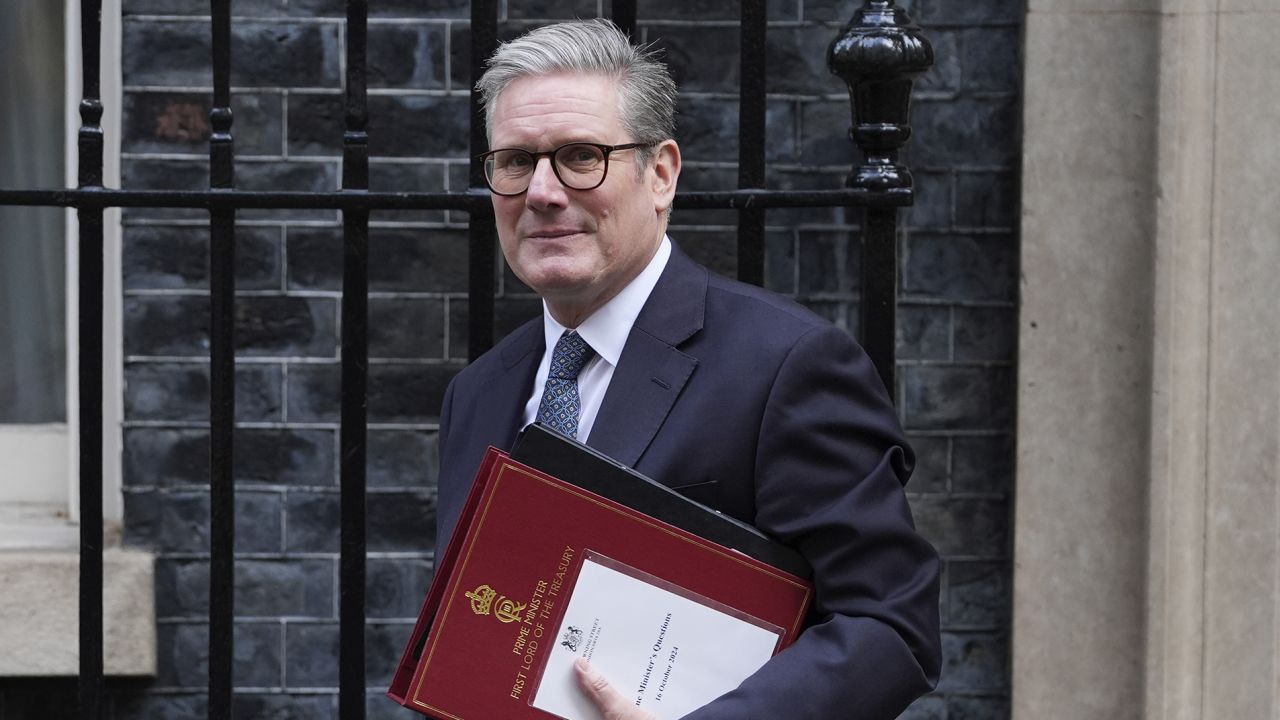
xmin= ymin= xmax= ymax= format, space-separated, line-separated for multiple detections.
xmin=536 ymin=331 xmax=597 ymax=439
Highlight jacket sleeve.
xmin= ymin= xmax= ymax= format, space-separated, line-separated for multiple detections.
xmin=681 ymin=324 xmax=941 ymax=720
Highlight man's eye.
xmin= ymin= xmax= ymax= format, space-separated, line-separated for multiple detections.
xmin=560 ymin=146 xmax=601 ymax=167
xmin=504 ymin=153 xmax=534 ymax=169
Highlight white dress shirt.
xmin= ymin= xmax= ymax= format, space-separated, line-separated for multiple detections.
xmin=521 ymin=236 xmax=672 ymax=442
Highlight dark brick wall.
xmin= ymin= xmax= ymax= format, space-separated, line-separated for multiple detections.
xmin=0 ymin=1 xmax=1020 ymax=718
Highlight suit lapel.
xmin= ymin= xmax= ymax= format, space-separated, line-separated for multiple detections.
xmin=588 ymin=246 xmax=706 ymax=467
xmin=490 ymin=318 xmax=544 ymax=450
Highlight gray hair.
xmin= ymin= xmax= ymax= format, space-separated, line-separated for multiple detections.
xmin=476 ymin=19 xmax=677 ymax=162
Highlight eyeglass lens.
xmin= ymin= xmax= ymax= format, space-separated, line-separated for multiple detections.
xmin=485 ymin=143 xmax=608 ymax=194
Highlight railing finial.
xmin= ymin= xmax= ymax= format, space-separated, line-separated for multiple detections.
xmin=827 ymin=0 xmax=933 ymax=196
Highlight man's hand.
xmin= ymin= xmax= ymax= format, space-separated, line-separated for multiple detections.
xmin=574 ymin=658 xmax=659 ymax=720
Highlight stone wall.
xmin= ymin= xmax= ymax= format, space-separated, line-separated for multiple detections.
xmin=0 ymin=1 xmax=1022 ymax=718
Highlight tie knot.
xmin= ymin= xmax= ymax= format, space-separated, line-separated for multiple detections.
xmin=548 ymin=331 xmax=595 ymax=380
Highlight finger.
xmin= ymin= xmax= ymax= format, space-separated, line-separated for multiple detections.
xmin=573 ymin=658 xmax=641 ymax=720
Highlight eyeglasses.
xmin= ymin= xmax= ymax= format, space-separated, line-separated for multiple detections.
xmin=479 ymin=142 xmax=648 ymax=196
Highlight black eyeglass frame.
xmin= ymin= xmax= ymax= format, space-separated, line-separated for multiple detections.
xmin=478 ymin=142 xmax=650 ymax=196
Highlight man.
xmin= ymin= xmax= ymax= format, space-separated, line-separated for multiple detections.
xmin=435 ymin=18 xmax=941 ymax=720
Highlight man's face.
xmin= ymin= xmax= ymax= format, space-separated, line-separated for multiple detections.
xmin=488 ymin=72 xmax=679 ymax=326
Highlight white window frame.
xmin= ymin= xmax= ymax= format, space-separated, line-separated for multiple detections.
xmin=0 ymin=0 xmax=123 ymax=550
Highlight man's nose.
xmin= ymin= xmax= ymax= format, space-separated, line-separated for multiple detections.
xmin=525 ymin=156 xmax=568 ymax=208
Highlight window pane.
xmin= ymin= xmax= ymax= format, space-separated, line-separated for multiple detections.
xmin=0 ymin=0 xmax=67 ymax=423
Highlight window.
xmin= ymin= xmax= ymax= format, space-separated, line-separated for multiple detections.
xmin=0 ymin=0 xmax=123 ymax=548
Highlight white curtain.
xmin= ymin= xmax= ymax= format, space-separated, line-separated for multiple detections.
xmin=0 ymin=0 xmax=67 ymax=423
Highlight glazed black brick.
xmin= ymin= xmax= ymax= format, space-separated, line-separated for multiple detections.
xmin=798 ymin=101 xmax=858 ymax=167
xmin=287 ymin=227 xmax=470 ymax=294
xmin=122 ymin=92 xmax=283 ymax=156
xmin=914 ymin=0 xmax=1021 ymax=26
xmin=238 ymin=160 xmax=342 ymax=222
xmin=122 ymin=158 xmax=207 ymax=192
xmin=123 ymin=362 xmax=282 ymax=422
xmin=911 ymin=98 xmax=1020 ymax=168
xmin=367 ymin=430 xmax=438 ymax=489
xmin=948 ymin=696 xmax=1012 ymax=720
xmin=369 ymin=161 xmax=449 ymax=224
xmin=638 ymin=0 xmax=800 ymax=22
xmin=911 ymin=496 xmax=1009 ymax=558
xmin=286 ymin=361 xmax=462 ymax=423
xmin=153 ymin=559 xmax=210 ymax=618
xmin=123 ymin=0 xmax=284 ymax=14
xmin=802 ymin=0 xmax=920 ymax=24
xmin=155 ymin=622 xmax=282 ymax=688
xmin=939 ymin=632 xmax=1008 ymax=692
xmin=232 ymin=694 xmax=336 ymax=720
xmin=904 ymin=234 xmax=1018 ymax=302
xmin=907 ymin=171 xmax=952 ymax=231
xmin=956 ymin=171 xmax=1017 ymax=229
xmin=109 ymin=692 xmax=207 ymax=719
xmin=123 ymin=225 xmax=280 ymax=291
xmin=288 ymin=0 xmax=469 ymax=18
xmin=765 ymin=26 xmax=847 ymax=96
xmin=122 ymin=21 xmax=340 ymax=88
xmin=648 ymin=26 xmax=740 ymax=93
xmin=764 ymin=166 xmax=855 ymax=226
xmin=962 ymin=28 xmax=1022 ymax=93
xmin=284 ymin=622 xmax=338 ymax=687
xmin=904 ymin=434 xmax=948 ymax=494
xmin=285 ymin=491 xmax=339 ymax=553
xmin=675 ymin=99 xmax=797 ymax=164
xmin=953 ymin=434 xmax=1014 ymax=495
xmin=898 ymin=304 xmax=951 ymax=361
xmin=287 ymin=93 xmax=470 ymax=159
xmin=798 ymin=230 xmax=860 ymax=294
xmin=367 ymin=558 xmax=434 ymax=619
xmin=237 ymin=559 xmax=335 ymax=617
xmin=123 ymin=428 xmax=336 ymax=487
xmin=124 ymin=295 xmax=337 ymax=358
xmin=124 ymin=490 xmax=281 ymax=553
xmin=675 ymin=231 xmax=738 ymax=280
xmin=369 ymin=297 xmax=446 ymax=359
xmin=670 ymin=165 xmax=738 ymax=226
xmin=949 ymin=561 xmax=1010 ymax=628
xmin=367 ymin=24 xmax=448 ymax=90
xmin=903 ymin=365 xmax=1014 ymax=431
xmin=954 ymin=306 xmax=1016 ymax=362
xmin=368 ymin=492 xmax=437 ymax=552
xmin=366 ymin=623 xmax=414 ymax=686
xmin=916 ymin=30 xmax=961 ymax=94
xmin=447 ymin=297 xmax=546 ymax=360
xmin=508 ymin=0 xmax=600 ymax=19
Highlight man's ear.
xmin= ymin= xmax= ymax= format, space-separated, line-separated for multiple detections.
xmin=650 ymin=139 xmax=681 ymax=214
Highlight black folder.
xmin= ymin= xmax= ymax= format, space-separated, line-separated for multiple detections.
xmin=509 ymin=423 xmax=812 ymax=579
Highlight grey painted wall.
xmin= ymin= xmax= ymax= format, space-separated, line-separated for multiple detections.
xmin=0 ymin=1 xmax=1020 ymax=718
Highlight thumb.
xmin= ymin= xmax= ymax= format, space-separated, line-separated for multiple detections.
xmin=574 ymin=658 xmax=647 ymax=720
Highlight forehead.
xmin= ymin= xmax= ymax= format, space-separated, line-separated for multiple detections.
xmin=490 ymin=73 xmax=624 ymax=148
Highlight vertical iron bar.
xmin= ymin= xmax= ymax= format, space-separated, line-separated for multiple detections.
xmin=340 ymin=1 xmax=370 ymax=718
xmin=737 ymin=0 xmax=766 ymax=287
xmin=77 ymin=0 xmax=105 ymax=716
xmin=828 ymin=0 xmax=933 ymax=396
xmin=207 ymin=0 xmax=236 ymax=717
xmin=861 ymin=206 xmax=897 ymax=395
xmin=611 ymin=0 xmax=637 ymax=39
xmin=468 ymin=0 xmax=499 ymax=360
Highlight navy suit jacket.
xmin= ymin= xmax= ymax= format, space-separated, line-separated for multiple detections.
xmin=435 ymin=244 xmax=941 ymax=720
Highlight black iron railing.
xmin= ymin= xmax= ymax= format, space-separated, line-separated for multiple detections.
xmin=0 ymin=1 xmax=931 ymax=718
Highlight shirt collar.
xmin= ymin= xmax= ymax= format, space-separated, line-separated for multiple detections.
xmin=541 ymin=235 xmax=672 ymax=367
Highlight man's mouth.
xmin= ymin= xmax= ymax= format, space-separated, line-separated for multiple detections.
xmin=525 ymin=228 xmax=585 ymax=240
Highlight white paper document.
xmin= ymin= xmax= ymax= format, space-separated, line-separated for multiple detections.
xmin=530 ymin=553 xmax=782 ymax=720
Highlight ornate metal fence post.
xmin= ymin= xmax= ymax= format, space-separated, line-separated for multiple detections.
xmin=828 ymin=0 xmax=932 ymax=396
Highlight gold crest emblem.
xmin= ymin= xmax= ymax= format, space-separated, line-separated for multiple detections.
xmin=465 ymin=583 xmax=526 ymax=624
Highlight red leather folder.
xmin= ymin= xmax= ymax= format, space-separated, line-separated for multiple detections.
xmin=387 ymin=445 xmax=813 ymax=719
